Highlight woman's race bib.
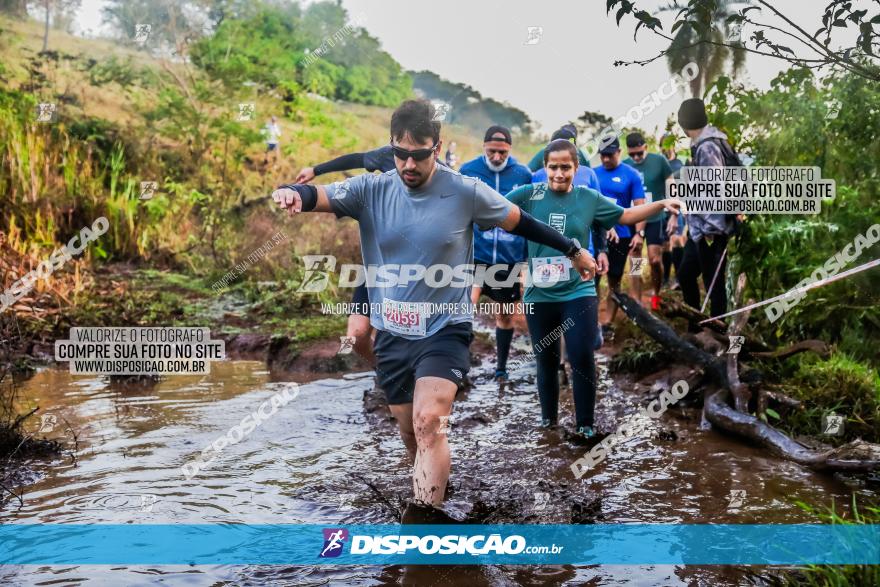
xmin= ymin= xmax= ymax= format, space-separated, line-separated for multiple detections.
xmin=532 ymin=256 xmax=572 ymax=285
xmin=381 ymin=298 xmax=427 ymax=336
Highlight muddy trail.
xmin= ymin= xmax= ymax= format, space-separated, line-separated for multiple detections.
xmin=1 ymin=322 xmax=874 ymax=586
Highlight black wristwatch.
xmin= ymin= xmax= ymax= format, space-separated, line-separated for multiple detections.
xmin=564 ymin=238 xmax=583 ymax=260
xmin=637 ymin=229 xmax=646 ymax=238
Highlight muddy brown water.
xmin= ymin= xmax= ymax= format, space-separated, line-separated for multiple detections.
xmin=2 ymin=329 xmax=876 ymax=586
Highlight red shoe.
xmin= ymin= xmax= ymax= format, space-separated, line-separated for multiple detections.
xmin=650 ymin=295 xmax=661 ymax=311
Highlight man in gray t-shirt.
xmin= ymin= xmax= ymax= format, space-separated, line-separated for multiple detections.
xmin=325 ymin=166 xmax=509 ymax=338
xmin=272 ymin=99 xmax=596 ymax=517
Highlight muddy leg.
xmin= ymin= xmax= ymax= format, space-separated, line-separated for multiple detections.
xmin=389 ymin=403 xmax=416 ymax=462
xmin=412 ymin=376 xmax=456 ymax=507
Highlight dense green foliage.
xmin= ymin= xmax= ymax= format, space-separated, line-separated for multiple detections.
xmin=705 ymin=68 xmax=880 ymax=364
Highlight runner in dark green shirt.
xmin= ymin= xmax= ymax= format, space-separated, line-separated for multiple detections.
xmin=623 ymin=133 xmax=676 ymax=310
xmin=506 ymin=139 xmax=682 ymax=440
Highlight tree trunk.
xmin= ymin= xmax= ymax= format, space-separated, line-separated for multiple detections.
xmin=42 ymin=0 xmax=50 ymax=52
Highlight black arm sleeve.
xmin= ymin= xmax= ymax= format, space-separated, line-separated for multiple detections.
xmin=313 ymin=152 xmax=366 ymax=176
xmin=591 ymin=222 xmax=607 ymax=254
xmin=508 ymin=209 xmax=576 ymax=255
xmin=277 ymin=184 xmax=318 ymax=211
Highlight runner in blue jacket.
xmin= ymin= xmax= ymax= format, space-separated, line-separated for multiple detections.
xmin=459 ymin=126 xmax=533 ymax=381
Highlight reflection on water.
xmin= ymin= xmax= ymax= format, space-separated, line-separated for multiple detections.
xmin=1 ymin=356 xmax=873 ymax=585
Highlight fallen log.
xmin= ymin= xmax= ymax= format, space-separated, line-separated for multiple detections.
xmin=750 ymin=339 xmax=831 ymax=360
xmin=611 ymin=292 xmax=728 ymax=388
xmin=705 ymin=388 xmax=880 ymax=472
xmin=610 ymin=291 xmax=880 ymax=474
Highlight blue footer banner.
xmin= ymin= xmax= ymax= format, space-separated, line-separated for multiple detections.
xmin=1 ymin=524 xmax=878 ymax=565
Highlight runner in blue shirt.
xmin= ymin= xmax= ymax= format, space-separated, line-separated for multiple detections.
xmin=592 ymin=136 xmax=646 ymax=328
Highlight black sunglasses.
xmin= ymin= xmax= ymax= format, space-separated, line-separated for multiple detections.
xmin=390 ymin=142 xmax=438 ymax=161
xmin=628 ymin=149 xmax=647 ymax=158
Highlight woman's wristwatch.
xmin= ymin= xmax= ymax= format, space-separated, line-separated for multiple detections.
xmin=564 ymin=238 xmax=583 ymax=260
xmin=637 ymin=229 xmax=646 ymax=238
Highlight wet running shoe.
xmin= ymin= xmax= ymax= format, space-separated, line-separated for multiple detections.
xmin=650 ymin=295 xmax=661 ymax=310
xmin=493 ymin=369 xmax=508 ymax=381
xmin=540 ymin=418 xmax=556 ymax=429
xmin=577 ymin=426 xmax=597 ymax=439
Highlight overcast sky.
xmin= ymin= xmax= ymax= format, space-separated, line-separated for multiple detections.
xmin=74 ymin=0 xmax=839 ymax=135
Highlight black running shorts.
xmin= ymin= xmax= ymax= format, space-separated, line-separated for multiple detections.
xmin=607 ymin=237 xmax=633 ymax=278
xmin=475 ymin=263 xmax=521 ymax=303
xmin=373 ymin=322 xmax=473 ymax=405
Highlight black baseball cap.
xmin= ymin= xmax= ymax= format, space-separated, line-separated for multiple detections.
xmin=626 ymin=132 xmax=646 ymax=148
xmin=551 ymin=123 xmax=577 ymax=142
xmin=598 ymin=135 xmax=620 ymax=155
xmin=484 ymin=125 xmax=512 ymax=145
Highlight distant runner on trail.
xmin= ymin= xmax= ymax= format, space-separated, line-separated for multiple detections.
xmin=274 ymin=100 xmax=598 ymax=516
xmin=262 ymin=116 xmax=282 ymax=166
xmin=593 ymin=136 xmax=646 ymax=329
xmin=459 ymin=125 xmax=532 ymax=381
xmin=623 ymin=132 xmax=677 ymax=310
xmin=660 ymin=132 xmax=686 ymax=288
xmin=509 ymin=139 xmax=682 ymax=440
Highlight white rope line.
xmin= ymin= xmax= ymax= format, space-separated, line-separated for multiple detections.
xmin=699 ymin=257 xmax=880 ymax=324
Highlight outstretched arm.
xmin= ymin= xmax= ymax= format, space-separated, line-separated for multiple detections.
xmin=619 ymin=199 xmax=682 ymax=226
xmin=498 ymin=206 xmax=597 ymax=281
xmin=296 ymin=151 xmax=371 ymax=183
xmin=271 ymin=184 xmax=334 ymax=215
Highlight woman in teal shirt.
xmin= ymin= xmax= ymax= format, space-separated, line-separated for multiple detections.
xmin=506 ymin=140 xmax=681 ymax=439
